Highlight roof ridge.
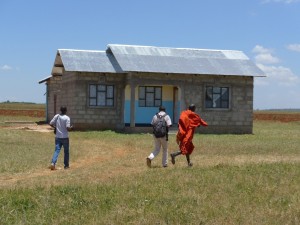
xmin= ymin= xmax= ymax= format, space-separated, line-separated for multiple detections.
xmin=58 ymin=49 xmax=105 ymax=53
xmin=107 ymin=44 xmax=243 ymax=53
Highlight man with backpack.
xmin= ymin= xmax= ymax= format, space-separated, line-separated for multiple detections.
xmin=146 ymin=106 xmax=172 ymax=168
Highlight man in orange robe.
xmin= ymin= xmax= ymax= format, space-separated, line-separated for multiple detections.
xmin=170 ymin=104 xmax=208 ymax=167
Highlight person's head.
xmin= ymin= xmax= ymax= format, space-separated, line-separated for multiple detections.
xmin=60 ymin=106 xmax=67 ymax=114
xmin=188 ymin=104 xmax=196 ymax=112
xmin=159 ymin=105 xmax=166 ymax=112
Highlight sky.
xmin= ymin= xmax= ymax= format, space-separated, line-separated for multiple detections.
xmin=0 ymin=0 xmax=299 ymax=109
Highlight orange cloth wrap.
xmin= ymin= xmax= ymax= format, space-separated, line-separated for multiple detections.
xmin=176 ymin=110 xmax=208 ymax=155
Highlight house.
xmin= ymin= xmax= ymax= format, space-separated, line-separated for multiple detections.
xmin=39 ymin=44 xmax=265 ymax=134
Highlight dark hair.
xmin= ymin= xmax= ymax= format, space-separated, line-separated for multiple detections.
xmin=188 ymin=104 xmax=196 ymax=112
xmin=60 ymin=106 xmax=67 ymax=114
xmin=159 ymin=106 xmax=166 ymax=112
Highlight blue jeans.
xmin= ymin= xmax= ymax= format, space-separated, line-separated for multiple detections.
xmin=51 ymin=138 xmax=69 ymax=167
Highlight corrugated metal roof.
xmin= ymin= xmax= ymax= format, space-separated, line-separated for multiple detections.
xmin=51 ymin=44 xmax=265 ymax=77
xmin=107 ymin=44 xmax=265 ymax=76
xmin=52 ymin=49 xmax=122 ymax=74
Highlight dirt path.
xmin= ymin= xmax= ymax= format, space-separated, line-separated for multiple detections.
xmin=0 ymin=147 xmax=130 ymax=188
xmin=2 ymin=152 xmax=300 ymax=188
xmin=1 ymin=111 xmax=300 ymax=188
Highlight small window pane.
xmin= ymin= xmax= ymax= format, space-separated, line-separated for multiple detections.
xmin=213 ymin=95 xmax=220 ymax=107
xmin=155 ymin=99 xmax=161 ymax=107
xmin=222 ymin=88 xmax=229 ymax=100
xmin=90 ymin=98 xmax=96 ymax=106
xmin=155 ymin=88 xmax=161 ymax=98
xmin=107 ymin=86 xmax=114 ymax=98
xmin=205 ymin=100 xmax=212 ymax=108
xmin=107 ymin=99 xmax=113 ymax=106
xmin=90 ymin=85 xmax=96 ymax=97
xmin=146 ymin=87 xmax=154 ymax=92
xmin=213 ymin=87 xmax=221 ymax=94
xmin=207 ymin=86 xmax=212 ymax=92
xmin=221 ymin=101 xmax=229 ymax=108
xmin=139 ymin=99 xmax=145 ymax=107
xmin=139 ymin=87 xmax=145 ymax=99
xmin=98 ymin=85 xmax=106 ymax=91
xmin=97 ymin=92 xmax=106 ymax=106
xmin=206 ymin=89 xmax=213 ymax=101
xmin=146 ymin=93 xmax=154 ymax=106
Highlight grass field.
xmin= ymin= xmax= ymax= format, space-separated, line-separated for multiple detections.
xmin=1 ymin=108 xmax=300 ymax=224
xmin=0 ymin=102 xmax=45 ymax=110
xmin=0 ymin=103 xmax=45 ymax=119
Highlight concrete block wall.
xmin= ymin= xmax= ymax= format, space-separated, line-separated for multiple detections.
xmin=47 ymin=71 xmax=254 ymax=134
xmin=125 ymin=72 xmax=254 ymax=134
xmin=182 ymin=75 xmax=254 ymax=134
xmin=46 ymin=76 xmax=63 ymax=121
xmin=63 ymin=72 xmax=126 ymax=131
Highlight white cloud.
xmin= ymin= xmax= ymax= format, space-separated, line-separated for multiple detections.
xmin=256 ymin=63 xmax=299 ymax=86
xmin=255 ymin=53 xmax=280 ymax=64
xmin=252 ymin=45 xmax=280 ymax=64
xmin=262 ymin=0 xmax=300 ymax=3
xmin=253 ymin=45 xmax=300 ymax=109
xmin=287 ymin=44 xmax=300 ymax=52
xmin=252 ymin=45 xmax=299 ymax=87
xmin=1 ymin=65 xmax=12 ymax=70
xmin=252 ymin=45 xmax=272 ymax=54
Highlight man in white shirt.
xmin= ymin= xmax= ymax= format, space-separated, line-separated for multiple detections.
xmin=49 ymin=106 xmax=73 ymax=170
xmin=146 ymin=106 xmax=172 ymax=168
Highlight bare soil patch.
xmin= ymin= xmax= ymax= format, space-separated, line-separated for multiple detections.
xmin=1 ymin=122 xmax=52 ymax=132
xmin=1 ymin=109 xmax=299 ymax=122
xmin=0 ymin=109 xmax=45 ymax=117
xmin=254 ymin=112 xmax=300 ymax=122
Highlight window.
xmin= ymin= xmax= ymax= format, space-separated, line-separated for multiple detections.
xmin=139 ymin=86 xmax=162 ymax=107
xmin=205 ymin=86 xmax=229 ymax=109
xmin=89 ymin=84 xmax=114 ymax=106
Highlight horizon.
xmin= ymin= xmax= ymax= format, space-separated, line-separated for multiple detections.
xmin=1 ymin=101 xmax=300 ymax=111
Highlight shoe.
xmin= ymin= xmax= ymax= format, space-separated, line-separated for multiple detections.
xmin=170 ymin=154 xmax=175 ymax=165
xmin=146 ymin=158 xmax=151 ymax=168
xmin=64 ymin=166 xmax=70 ymax=169
xmin=188 ymin=162 xmax=193 ymax=167
xmin=163 ymin=165 xmax=168 ymax=168
xmin=50 ymin=163 xmax=55 ymax=170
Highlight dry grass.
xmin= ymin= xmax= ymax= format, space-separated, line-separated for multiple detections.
xmin=0 ymin=102 xmax=45 ymax=110
xmin=0 ymin=118 xmax=300 ymax=224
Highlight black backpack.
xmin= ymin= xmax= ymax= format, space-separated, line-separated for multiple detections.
xmin=153 ymin=114 xmax=167 ymax=138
